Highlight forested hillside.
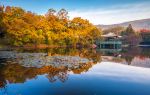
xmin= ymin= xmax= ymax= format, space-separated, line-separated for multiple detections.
xmin=0 ymin=5 xmax=101 ymax=46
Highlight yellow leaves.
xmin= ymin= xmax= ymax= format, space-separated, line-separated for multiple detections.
xmin=2 ymin=6 xmax=102 ymax=46
xmin=71 ymin=17 xmax=92 ymax=29
xmin=36 ymin=17 xmax=50 ymax=31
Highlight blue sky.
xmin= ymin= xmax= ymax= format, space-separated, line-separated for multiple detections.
xmin=1 ymin=0 xmax=150 ymax=25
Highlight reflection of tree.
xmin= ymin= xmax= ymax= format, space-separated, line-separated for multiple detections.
xmin=0 ymin=64 xmax=7 ymax=88
xmin=140 ymin=48 xmax=150 ymax=57
xmin=46 ymin=74 xmax=57 ymax=83
xmin=72 ymin=62 xmax=93 ymax=74
xmin=111 ymin=57 xmax=124 ymax=63
xmin=125 ymin=57 xmax=133 ymax=65
xmin=78 ymin=49 xmax=101 ymax=64
xmin=121 ymin=47 xmax=150 ymax=65
xmin=0 ymin=48 xmax=102 ymax=88
xmin=16 ymin=48 xmax=102 ymax=63
xmin=0 ymin=75 xmax=7 ymax=89
xmin=0 ymin=61 xmax=97 ymax=88
xmin=46 ymin=67 xmax=68 ymax=83
xmin=0 ymin=79 xmax=6 ymax=88
xmin=47 ymin=72 xmax=68 ymax=83
xmin=0 ymin=63 xmax=69 ymax=88
xmin=57 ymin=72 xmax=68 ymax=83
xmin=121 ymin=47 xmax=142 ymax=65
xmin=97 ymin=46 xmax=150 ymax=65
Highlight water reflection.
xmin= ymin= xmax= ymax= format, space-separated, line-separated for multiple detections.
xmin=0 ymin=47 xmax=150 ymax=95
xmin=0 ymin=48 xmax=101 ymax=89
xmin=98 ymin=47 xmax=150 ymax=68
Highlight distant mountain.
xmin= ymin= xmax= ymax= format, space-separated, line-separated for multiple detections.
xmin=97 ymin=18 xmax=150 ymax=30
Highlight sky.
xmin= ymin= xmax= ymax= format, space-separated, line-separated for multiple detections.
xmin=0 ymin=0 xmax=150 ymax=25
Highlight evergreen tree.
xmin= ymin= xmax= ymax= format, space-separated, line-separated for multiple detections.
xmin=121 ymin=24 xmax=135 ymax=36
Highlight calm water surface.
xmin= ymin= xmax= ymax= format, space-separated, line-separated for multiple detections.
xmin=0 ymin=47 xmax=150 ymax=95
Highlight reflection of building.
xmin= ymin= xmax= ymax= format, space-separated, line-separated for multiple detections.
xmin=96 ymin=48 xmax=122 ymax=56
xmin=122 ymin=56 xmax=150 ymax=68
xmin=96 ymin=33 xmax=122 ymax=49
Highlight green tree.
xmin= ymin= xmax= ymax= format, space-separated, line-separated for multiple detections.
xmin=121 ymin=24 xmax=135 ymax=36
xmin=121 ymin=24 xmax=141 ymax=45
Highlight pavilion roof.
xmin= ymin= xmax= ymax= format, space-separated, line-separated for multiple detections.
xmin=102 ymin=32 xmax=122 ymax=38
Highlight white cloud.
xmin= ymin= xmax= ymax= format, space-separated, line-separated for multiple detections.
xmin=68 ymin=2 xmax=150 ymax=25
xmin=81 ymin=62 xmax=150 ymax=84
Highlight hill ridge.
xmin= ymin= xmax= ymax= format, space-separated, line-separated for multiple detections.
xmin=97 ymin=18 xmax=150 ymax=30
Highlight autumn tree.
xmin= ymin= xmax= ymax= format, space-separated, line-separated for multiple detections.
xmin=0 ymin=5 xmax=101 ymax=47
xmin=0 ymin=5 xmax=5 ymax=38
xmin=46 ymin=8 xmax=56 ymax=16
xmin=57 ymin=8 xmax=68 ymax=20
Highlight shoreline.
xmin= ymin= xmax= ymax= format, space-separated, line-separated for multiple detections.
xmin=0 ymin=43 xmax=98 ymax=50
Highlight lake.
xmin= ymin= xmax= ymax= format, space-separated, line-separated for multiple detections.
xmin=0 ymin=47 xmax=150 ymax=95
